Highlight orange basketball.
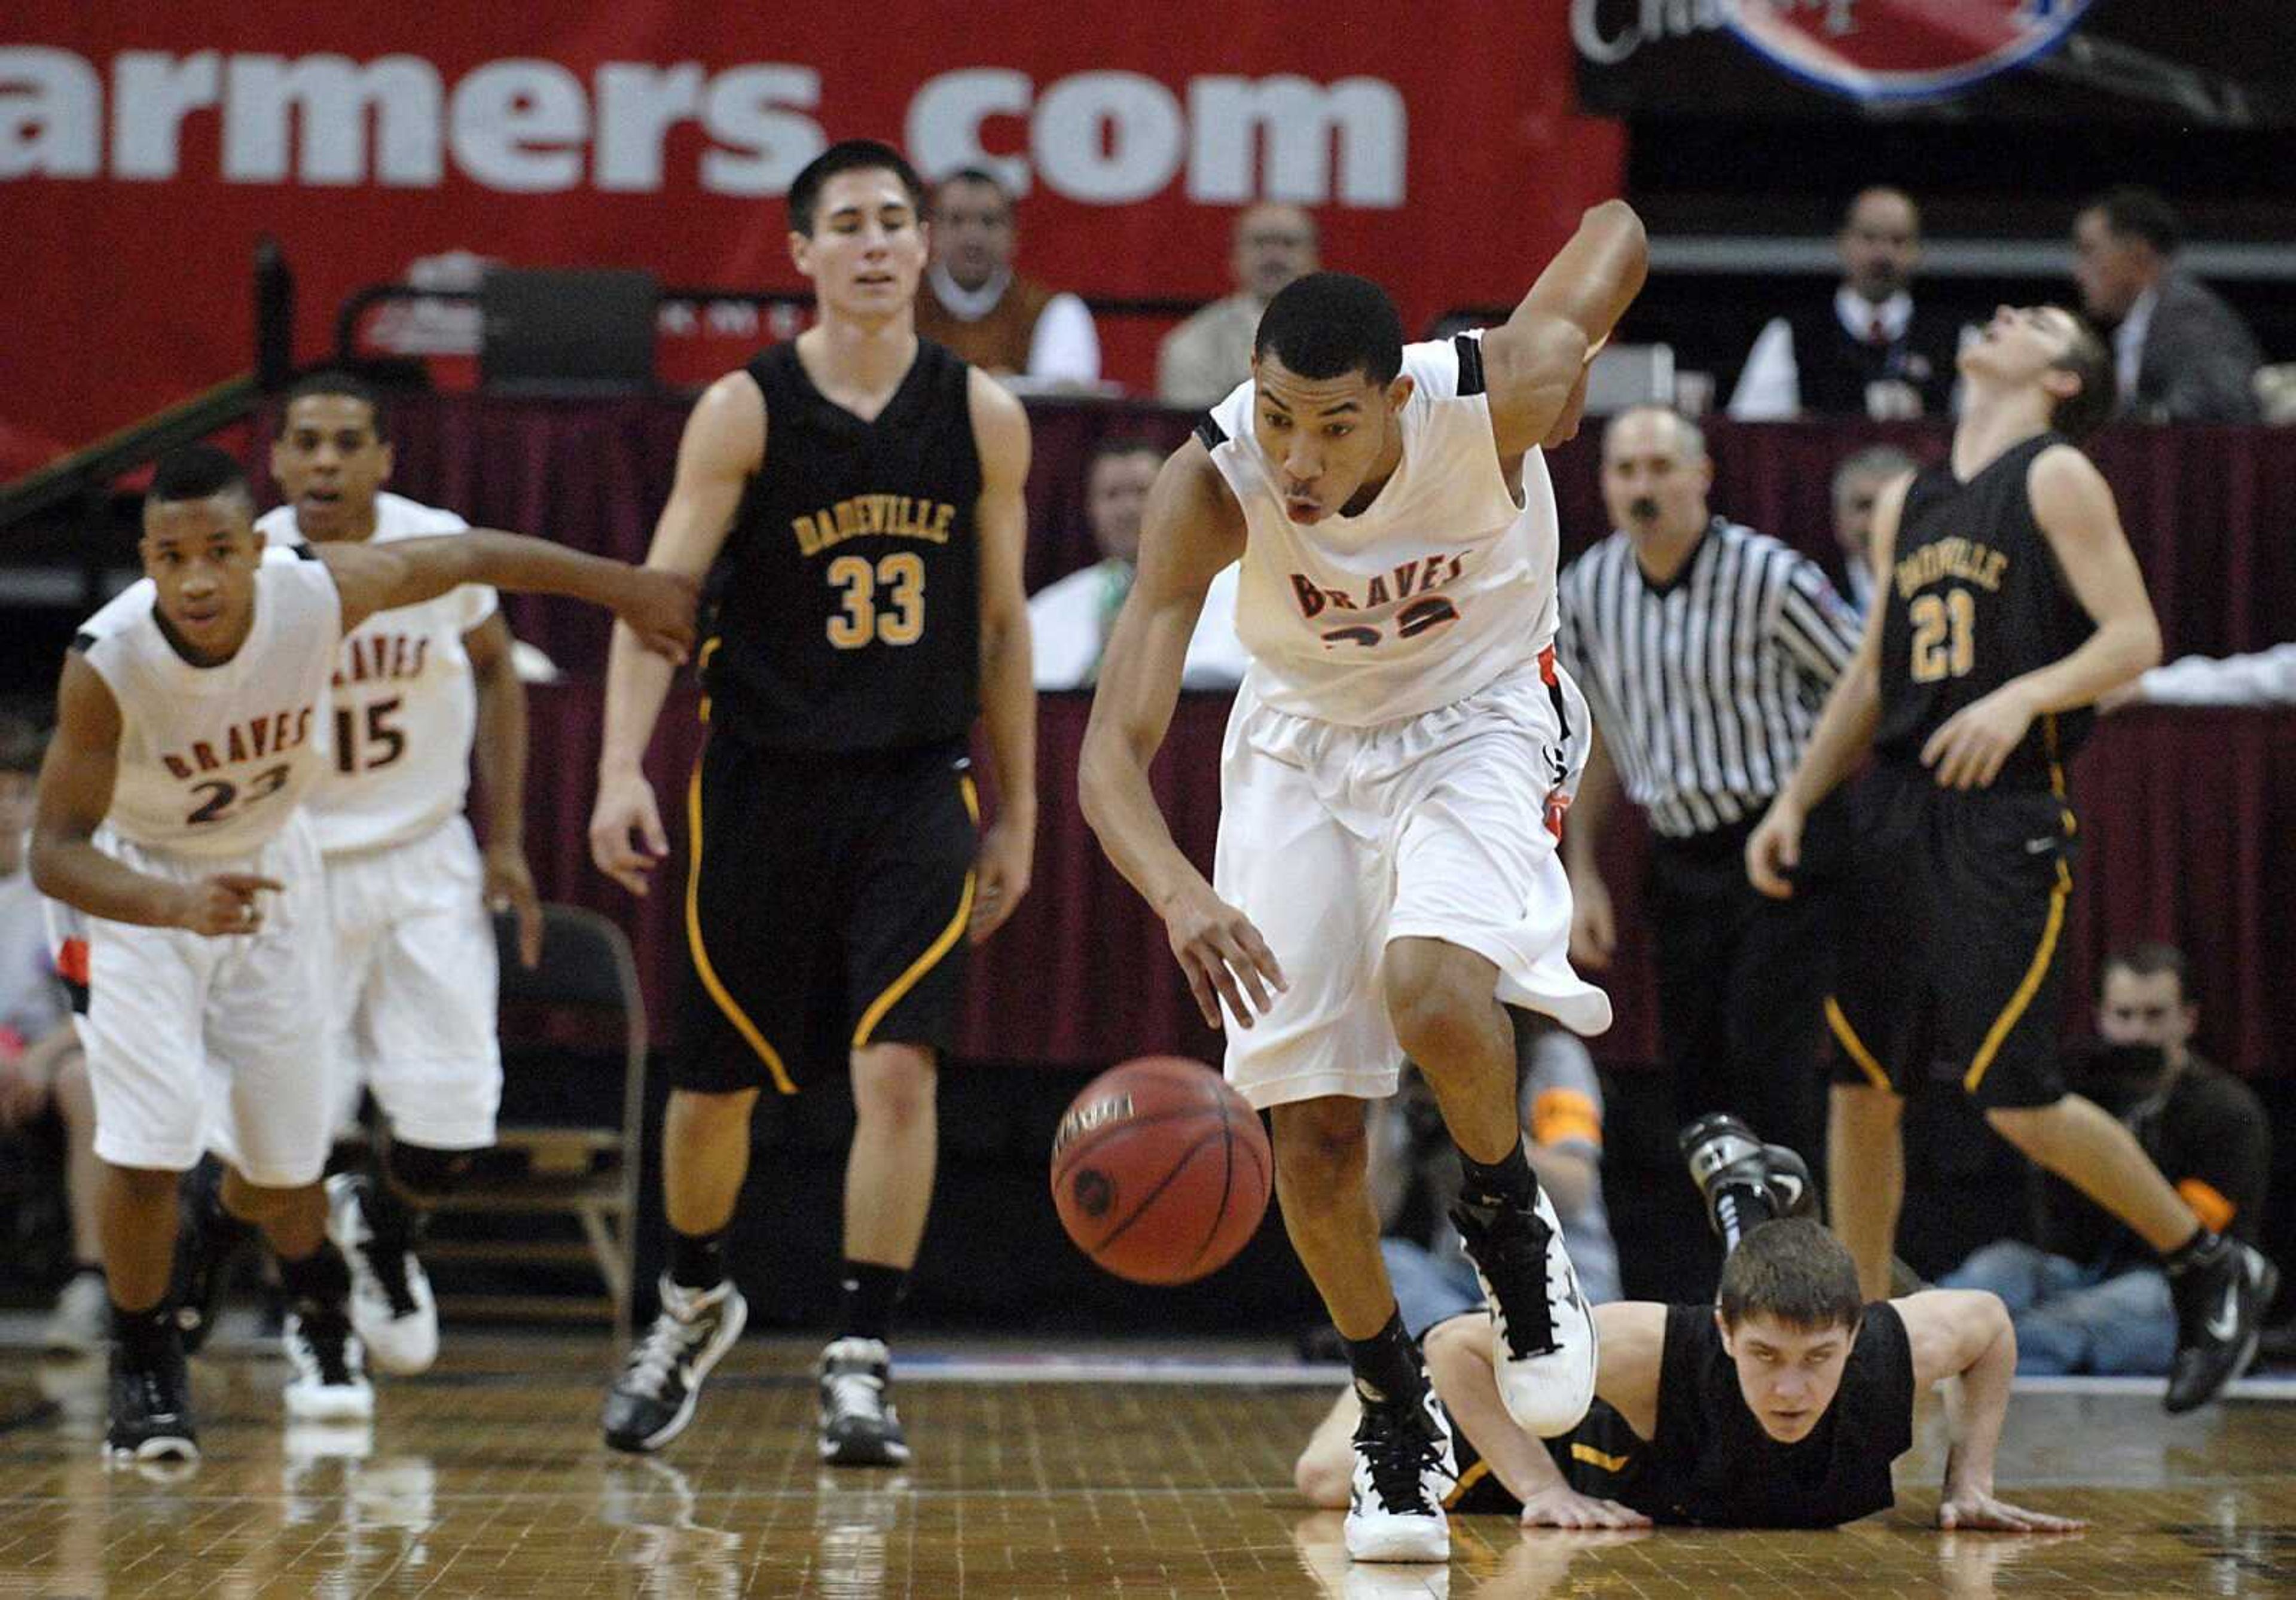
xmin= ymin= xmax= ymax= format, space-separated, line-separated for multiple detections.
xmin=1049 ymin=1055 xmax=1273 ymax=1286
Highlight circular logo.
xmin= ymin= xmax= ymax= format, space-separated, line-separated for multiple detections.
xmin=1073 ymin=1169 xmax=1115 ymax=1219
xmin=1728 ymin=0 xmax=2093 ymax=103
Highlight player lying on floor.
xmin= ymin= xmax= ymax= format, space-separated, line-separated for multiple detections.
xmin=1294 ymin=1115 xmax=2084 ymax=1532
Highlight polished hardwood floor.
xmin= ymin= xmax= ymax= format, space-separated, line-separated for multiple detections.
xmin=2 ymin=1329 xmax=2292 ymax=1597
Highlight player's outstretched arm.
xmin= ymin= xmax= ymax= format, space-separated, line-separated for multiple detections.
xmin=1897 ymin=1289 xmax=2086 ymax=1532
xmin=1079 ymin=441 xmax=1283 ymax=1031
xmin=1479 ymin=200 xmax=1650 ymax=458
xmin=29 ymin=655 xmax=279 ymax=935
xmin=967 ymin=371 xmax=1037 ymax=945
xmin=589 ymin=371 xmax=762 ymax=895
xmin=1921 ymin=445 xmax=2162 ymax=790
xmin=1748 ymin=469 xmax=1906 ymax=896
xmin=316 ymin=533 xmax=697 ymax=663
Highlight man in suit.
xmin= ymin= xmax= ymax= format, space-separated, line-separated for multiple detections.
xmin=2071 ymin=188 xmax=2262 ymax=423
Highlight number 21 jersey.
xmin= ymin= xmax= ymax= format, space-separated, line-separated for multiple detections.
xmin=73 ymin=552 xmax=341 ymax=860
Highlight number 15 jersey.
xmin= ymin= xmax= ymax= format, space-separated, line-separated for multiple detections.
xmin=257 ymin=494 xmax=497 ymax=854
xmin=74 ymin=552 xmax=341 ymax=860
xmin=1202 ymin=332 xmax=1562 ymax=727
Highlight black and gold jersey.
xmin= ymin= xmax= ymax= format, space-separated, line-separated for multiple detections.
xmin=1874 ymin=432 xmax=2097 ymax=789
xmin=702 ymin=338 xmax=983 ymax=752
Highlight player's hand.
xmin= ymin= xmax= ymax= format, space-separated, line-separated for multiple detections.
xmin=1922 ymin=685 xmax=2037 ymax=791
xmin=590 ymin=769 xmax=668 ymax=897
xmin=1937 ymin=1485 xmax=2086 ymax=1533
xmin=1568 ymin=869 xmax=1617 ymax=970
xmin=176 ymin=873 xmax=283 ymax=938
xmin=484 ymin=842 xmax=544 ymax=968
xmin=1745 ymin=798 xmax=1805 ymax=899
xmin=969 ymin=815 xmax=1033 ymax=946
xmin=1519 ymin=1485 xmax=1653 ymax=1530
xmin=614 ymin=569 xmax=699 ymax=662
xmin=1159 ymin=880 xmax=1287 ymax=1030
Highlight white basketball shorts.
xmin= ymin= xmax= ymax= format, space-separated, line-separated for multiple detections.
xmin=1213 ymin=655 xmax=1613 ymax=1111
xmin=53 ymin=810 xmax=336 ymax=1187
xmin=324 ymin=814 xmax=502 ymax=1150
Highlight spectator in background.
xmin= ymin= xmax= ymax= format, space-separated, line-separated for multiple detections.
xmin=1940 ymin=945 xmax=2269 ymax=1376
xmin=1829 ymin=444 xmax=1920 ymax=615
xmin=1157 ymin=204 xmax=1321 ymax=408
xmin=1028 ymin=440 xmax=1247 ymax=689
xmin=2102 ymin=643 xmax=2296 ymax=710
xmin=1559 ymin=406 xmax=1861 ymax=1172
xmin=1730 ymin=188 xmax=1962 ymax=421
xmin=2071 ymin=187 xmax=2263 ymax=423
xmin=0 ymin=716 xmax=104 ymax=1352
xmin=915 ymin=169 xmax=1100 ymax=389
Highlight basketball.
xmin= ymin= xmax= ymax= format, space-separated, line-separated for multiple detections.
xmin=1049 ymin=1055 xmax=1272 ymax=1286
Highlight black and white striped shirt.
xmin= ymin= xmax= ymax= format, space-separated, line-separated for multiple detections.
xmin=1558 ymin=518 xmax=1860 ymax=841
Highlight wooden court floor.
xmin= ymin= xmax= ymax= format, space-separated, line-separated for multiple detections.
xmin=3 ymin=1332 xmax=2293 ymax=1598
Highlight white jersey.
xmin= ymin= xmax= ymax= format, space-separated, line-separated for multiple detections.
xmin=1204 ymin=334 xmax=1562 ymax=726
xmin=256 ymin=493 xmax=497 ymax=854
xmin=74 ymin=555 xmax=341 ymax=860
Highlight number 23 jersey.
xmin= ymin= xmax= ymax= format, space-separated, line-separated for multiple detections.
xmin=1202 ymin=331 xmax=1562 ymax=727
xmin=73 ymin=551 xmax=342 ymax=861
xmin=257 ymin=494 xmax=496 ymax=854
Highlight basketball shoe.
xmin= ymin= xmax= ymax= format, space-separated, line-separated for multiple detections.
xmin=602 ymin=1275 xmax=748 ymax=1454
xmin=1451 ymin=1168 xmax=1597 ymax=1437
xmin=283 ymin=1303 xmax=375 ymax=1421
xmin=1679 ymin=1113 xmax=1810 ymax=1248
xmin=818 ymin=1337 xmax=911 ymax=1466
xmin=1344 ymin=1379 xmax=1456 ymax=1563
xmin=106 ymin=1335 xmax=199 ymax=1465
xmin=325 ymin=1173 xmax=439 ymax=1376
xmin=2166 ymin=1235 xmax=2278 ymax=1413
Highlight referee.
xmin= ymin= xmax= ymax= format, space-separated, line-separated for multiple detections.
xmin=1558 ymin=404 xmax=1861 ymax=1170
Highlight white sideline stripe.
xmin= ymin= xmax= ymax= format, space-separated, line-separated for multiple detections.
xmin=893 ymin=1355 xmax=1350 ymax=1387
xmin=2009 ymin=1373 xmax=2296 ymax=1402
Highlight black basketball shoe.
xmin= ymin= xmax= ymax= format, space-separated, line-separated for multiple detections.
xmin=2167 ymin=1235 xmax=2279 ymax=1413
xmin=107 ymin=1336 xmax=199 ymax=1465
xmin=601 ymin=1275 xmax=749 ymax=1454
xmin=817 ymin=1338 xmax=911 ymax=1467
xmin=1344 ymin=1379 xmax=1456 ymax=1563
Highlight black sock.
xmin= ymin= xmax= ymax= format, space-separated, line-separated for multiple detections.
xmin=1343 ymin=1309 xmax=1425 ymax=1410
xmin=668 ymin=1228 xmax=726 ymax=1291
xmin=112 ymin=1300 xmax=175 ymax=1365
xmin=360 ymin=1170 xmax=425 ymax=1255
xmin=1459 ymin=1140 xmax=1537 ymax=1213
xmin=2161 ymin=1226 xmax=2222 ymax=1274
xmin=838 ymin=1261 xmax=906 ymax=1343
xmin=277 ymin=1243 xmax=353 ymax=1312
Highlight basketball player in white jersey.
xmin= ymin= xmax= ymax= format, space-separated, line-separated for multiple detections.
xmin=30 ymin=445 xmax=693 ymax=1464
xmin=230 ymin=371 xmax=533 ymax=1376
xmin=1081 ymin=204 xmax=1647 ymax=1563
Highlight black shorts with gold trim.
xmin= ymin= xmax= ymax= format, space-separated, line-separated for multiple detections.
xmin=1825 ymin=761 xmax=2077 ymax=1110
xmin=1443 ymin=1399 xmax=1653 ymax=1516
xmin=673 ymin=731 xmax=978 ymax=1095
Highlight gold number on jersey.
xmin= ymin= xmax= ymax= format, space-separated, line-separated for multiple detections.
xmin=1909 ymin=588 xmax=1977 ymax=683
xmin=826 ymin=554 xmax=927 ymax=650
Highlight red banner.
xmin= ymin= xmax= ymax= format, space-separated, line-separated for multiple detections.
xmin=2 ymin=5 xmax=1621 ymax=458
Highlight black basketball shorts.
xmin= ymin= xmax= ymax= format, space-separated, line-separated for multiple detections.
xmin=1825 ymin=762 xmax=2078 ymax=1110
xmin=673 ymin=732 xmax=979 ymax=1095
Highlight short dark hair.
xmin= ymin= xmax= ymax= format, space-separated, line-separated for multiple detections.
xmin=2047 ymin=310 xmax=2117 ymax=443
xmin=1717 ymin=1217 xmax=1863 ymax=1333
xmin=148 ymin=444 xmax=252 ymax=506
xmin=935 ymin=166 xmax=1011 ymax=204
xmin=1088 ymin=436 xmax=1165 ymax=474
xmin=2102 ymin=941 xmax=2191 ymax=1005
xmin=1254 ymin=272 xmax=1405 ymax=387
xmin=786 ymin=139 xmax=927 ymax=238
xmin=0 ymin=713 xmax=45 ymax=777
xmin=2087 ymin=186 xmax=2184 ymax=257
xmin=280 ymin=370 xmax=389 ymax=441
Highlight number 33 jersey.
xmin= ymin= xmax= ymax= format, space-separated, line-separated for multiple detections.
xmin=257 ymin=494 xmax=496 ymax=854
xmin=1202 ymin=331 xmax=1562 ymax=727
xmin=74 ymin=550 xmax=343 ymax=861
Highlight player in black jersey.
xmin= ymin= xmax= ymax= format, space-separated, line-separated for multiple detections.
xmin=1747 ymin=304 xmax=2276 ymax=1415
xmin=1295 ymin=1134 xmax=2083 ymax=1531
xmin=590 ymin=141 xmax=1036 ymax=1464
